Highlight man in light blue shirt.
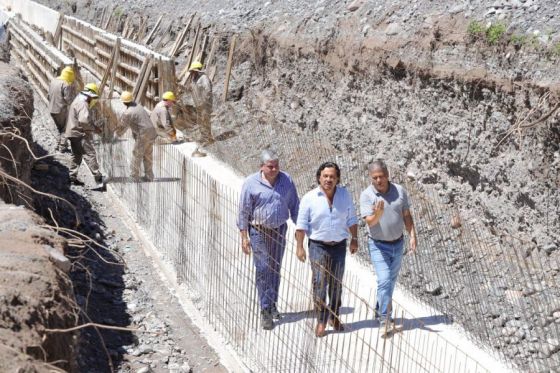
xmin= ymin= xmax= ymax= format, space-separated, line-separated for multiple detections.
xmin=237 ymin=150 xmax=299 ymax=330
xmin=295 ymin=162 xmax=358 ymax=337
xmin=360 ymin=159 xmax=417 ymax=330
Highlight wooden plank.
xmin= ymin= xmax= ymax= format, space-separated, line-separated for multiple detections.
xmin=135 ymin=57 xmax=154 ymax=105
xmin=178 ymin=22 xmax=201 ymax=84
xmin=95 ymin=35 xmax=145 ymax=61
xmin=108 ymin=38 xmax=122 ymax=95
xmin=98 ymin=5 xmax=108 ymax=28
xmin=204 ymin=37 xmax=218 ymax=67
xmin=132 ymin=56 xmax=150 ymax=99
xmin=95 ymin=47 xmax=141 ymax=74
xmin=143 ymin=15 xmax=162 ymax=45
xmin=61 ymin=25 xmax=95 ymax=45
xmin=196 ymin=32 xmax=209 ymax=62
xmin=137 ymin=16 xmax=148 ymax=41
xmin=103 ymin=6 xmax=115 ymax=30
xmin=26 ymin=49 xmax=55 ymax=81
xmin=98 ymin=37 xmax=120 ymax=97
xmin=53 ymin=13 xmax=64 ymax=49
xmin=170 ymin=13 xmax=195 ymax=57
xmin=223 ymin=34 xmax=237 ymax=102
xmin=61 ymin=36 xmax=96 ymax=60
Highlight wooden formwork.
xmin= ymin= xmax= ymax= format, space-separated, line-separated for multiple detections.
xmin=7 ymin=16 xmax=74 ymax=104
xmin=60 ymin=16 xmax=175 ymax=110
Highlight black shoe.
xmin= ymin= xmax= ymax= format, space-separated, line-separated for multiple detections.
xmin=270 ymin=304 xmax=282 ymax=320
xmin=261 ymin=309 xmax=274 ymax=330
xmin=141 ymin=175 xmax=154 ymax=182
xmin=70 ymin=177 xmax=84 ymax=186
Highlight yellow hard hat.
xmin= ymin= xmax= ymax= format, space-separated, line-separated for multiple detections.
xmin=162 ymin=91 xmax=176 ymax=101
xmin=120 ymin=91 xmax=133 ymax=103
xmin=85 ymin=82 xmax=99 ymax=95
xmin=189 ymin=61 xmax=203 ymax=71
xmin=59 ymin=66 xmax=75 ymax=84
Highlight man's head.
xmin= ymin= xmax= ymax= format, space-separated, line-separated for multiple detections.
xmin=316 ymin=161 xmax=340 ymax=192
xmin=189 ymin=61 xmax=203 ymax=76
xmin=120 ymin=91 xmax=134 ymax=106
xmin=260 ymin=149 xmax=280 ymax=181
xmin=162 ymin=91 xmax=176 ymax=107
xmin=368 ymin=159 xmax=390 ymax=193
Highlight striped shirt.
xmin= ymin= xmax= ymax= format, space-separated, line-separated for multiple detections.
xmin=237 ymin=171 xmax=299 ymax=231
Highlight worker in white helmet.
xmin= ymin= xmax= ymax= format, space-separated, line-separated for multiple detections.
xmin=65 ymin=82 xmax=104 ymax=186
xmin=48 ymin=66 xmax=76 ymax=152
xmin=185 ymin=61 xmax=214 ymax=157
xmin=150 ymin=90 xmax=177 ymax=141
xmin=119 ymin=91 xmax=158 ymax=181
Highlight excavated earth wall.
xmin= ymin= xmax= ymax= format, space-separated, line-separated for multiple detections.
xmin=0 ymin=54 xmax=78 ymax=370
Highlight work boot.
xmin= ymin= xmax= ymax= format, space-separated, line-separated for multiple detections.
xmin=141 ymin=175 xmax=153 ymax=182
xmin=70 ymin=176 xmax=84 ymax=186
xmin=261 ymin=309 xmax=274 ymax=331
xmin=270 ymin=304 xmax=282 ymax=320
xmin=329 ymin=316 xmax=344 ymax=331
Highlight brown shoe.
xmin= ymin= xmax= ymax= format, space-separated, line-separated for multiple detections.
xmin=329 ymin=318 xmax=345 ymax=331
xmin=315 ymin=322 xmax=327 ymax=338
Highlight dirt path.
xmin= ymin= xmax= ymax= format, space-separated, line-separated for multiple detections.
xmin=30 ymin=94 xmax=228 ymax=373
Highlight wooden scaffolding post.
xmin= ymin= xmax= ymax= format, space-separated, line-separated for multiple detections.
xmin=143 ymin=15 xmax=162 ymax=45
xmin=170 ymin=13 xmax=195 ymax=57
xmin=223 ymin=34 xmax=237 ymax=102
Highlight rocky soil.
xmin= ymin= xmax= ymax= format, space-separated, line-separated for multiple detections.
xmin=17 ymin=0 xmax=560 ymax=370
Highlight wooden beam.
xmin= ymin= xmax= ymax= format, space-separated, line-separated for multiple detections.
xmin=108 ymin=38 xmax=121 ymax=95
xmin=135 ymin=57 xmax=154 ymax=105
xmin=98 ymin=37 xmax=120 ymax=97
xmin=103 ymin=6 xmax=115 ymax=30
xmin=204 ymin=37 xmax=218 ymax=68
xmin=143 ymin=15 xmax=162 ymax=45
xmin=170 ymin=13 xmax=195 ymax=57
xmin=223 ymin=34 xmax=237 ymax=102
xmin=178 ymin=22 xmax=201 ymax=84
xmin=53 ymin=12 xmax=64 ymax=49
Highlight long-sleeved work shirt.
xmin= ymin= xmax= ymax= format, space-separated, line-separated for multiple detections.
xmin=150 ymin=101 xmax=175 ymax=136
xmin=48 ymin=78 xmax=75 ymax=114
xmin=296 ymin=186 xmax=358 ymax=242
xmin=237 ymin=171 xmax=299 ymax=231
xmin=120 ymin=102 xmax=157 ymax=140
xmin=191 ymin=73 xmax=213 ymax=109
xmin=65 ymin=94 xmax=94 ymax=138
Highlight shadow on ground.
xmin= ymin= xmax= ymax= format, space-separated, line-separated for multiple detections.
xmin=31 ymin=143 xmax=133 ymax=372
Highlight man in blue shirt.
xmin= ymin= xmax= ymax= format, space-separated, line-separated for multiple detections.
xmin=360 ymin=159 xmax=417 ymax=330
xmin=295 ymin=162 xmax=358 ymax=337
xmin=237 ymin=150 xmax=299 ymax=330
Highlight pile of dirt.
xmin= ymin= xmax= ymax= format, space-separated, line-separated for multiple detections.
xmin=0 ymin=201 xmax=78 ymax=372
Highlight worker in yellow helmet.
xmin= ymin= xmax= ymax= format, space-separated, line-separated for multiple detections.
xmin=64 ymin=82 xmax=104 ymax=187
xmin=48 ymin=66 xmax=76 ymax=152
xmin=150 ymin=90 xmax=177 ymax=142
xmin=185 ymin=60 xmax=214 ymax=157
xmin=118 ymin=91 xmax=158 ymax=181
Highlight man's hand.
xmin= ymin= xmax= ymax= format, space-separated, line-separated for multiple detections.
xmin=373 ymin=200 xmax=385 ymax=215
xmin=296 ymin=246 xmax=306 ymax=262
xmin=409 ymin=235 xmax=417 ymax=254
xmin=349 ymin=239 xmax=358 ymax=254
xmin=241 ymin=237 xmax=251 ymax=255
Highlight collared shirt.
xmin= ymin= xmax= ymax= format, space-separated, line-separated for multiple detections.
xmin=48 ymin=78 xmax=75 ymax=114
xmin=237 ymin=171 xmax=299 ymax=230
xmin=150 ymin=101 xmax=174 ymax=136
xmin=65 ymin=94 xmax=93 ymax=138
xmin=359 ymin=182 xmax=410 ymax=241
xmin=120 ymin=102 xmax=157 ymax=139
xmin=296 ymin=186 xmax=358 ymax=242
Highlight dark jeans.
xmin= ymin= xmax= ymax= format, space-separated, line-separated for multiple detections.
xmin=308 ymin=239 xmax=346 ymax=324
xmin=249 ymin=223 xmax=287 ymax=311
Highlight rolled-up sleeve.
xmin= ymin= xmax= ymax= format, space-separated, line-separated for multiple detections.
xmin=237 ymin=181 xmax=253 ymax=231
xmin=295 ymin=195 xmax=310 ymax=232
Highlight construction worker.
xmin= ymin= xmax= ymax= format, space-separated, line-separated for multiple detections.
xmin=65 ymin=83 xmax=104 ymax=186
xmin=119 ymin=91 xmax=158 ymax=181
xmin=150 ymin=91 xmax=177 ymax=142
xmin=186 ymin=61 xmax=213 ymax=157
xmin=48 ymin=66 xmax=76 ymax=152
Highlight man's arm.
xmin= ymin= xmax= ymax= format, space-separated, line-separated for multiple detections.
xmin=348 ymin=224 xmax=358 ymax=254
xmin=403 ymin=209 xmax=417 ymax=253
xmin=237 ymin=181 xmax=253 ymax=255
xmin=295 ymin=229 xmax=307 ymax=262
xmin=288 ymin=180 xmax=300 ymax=224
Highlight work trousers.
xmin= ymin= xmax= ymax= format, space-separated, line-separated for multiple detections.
xmin=51 ymin=111 xmax=67 ymax=147
xmin=309 ymin=239 xmax=347 ymax=324
xmin=369 ymin=237 xmax=404 ymax=322
xmin=68 ymin=133 xmax=101 ymax=179
xmin=131 ymin=133 xmax=155 ymax=180
xmin=178 ymin=104 xmax=213 ymax=145
xmin=249 ymin=223 xmax=287 ymax=311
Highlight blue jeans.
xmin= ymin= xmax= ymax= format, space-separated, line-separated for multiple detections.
xmin=249 ymin=224 xmax=287 ymax=311
xmin=308 ymin=239 xmax=346 ymax=324
xmin=368 ymin=237 xmax=404 ymax=321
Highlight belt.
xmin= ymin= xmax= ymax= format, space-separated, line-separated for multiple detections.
xmin=251 ymin=224 xmax=281 ymax=232
xmin=371 ymin=235 xmax=403 ymax=244
xmin=309 ymin=239 xmax=346 ymax=247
